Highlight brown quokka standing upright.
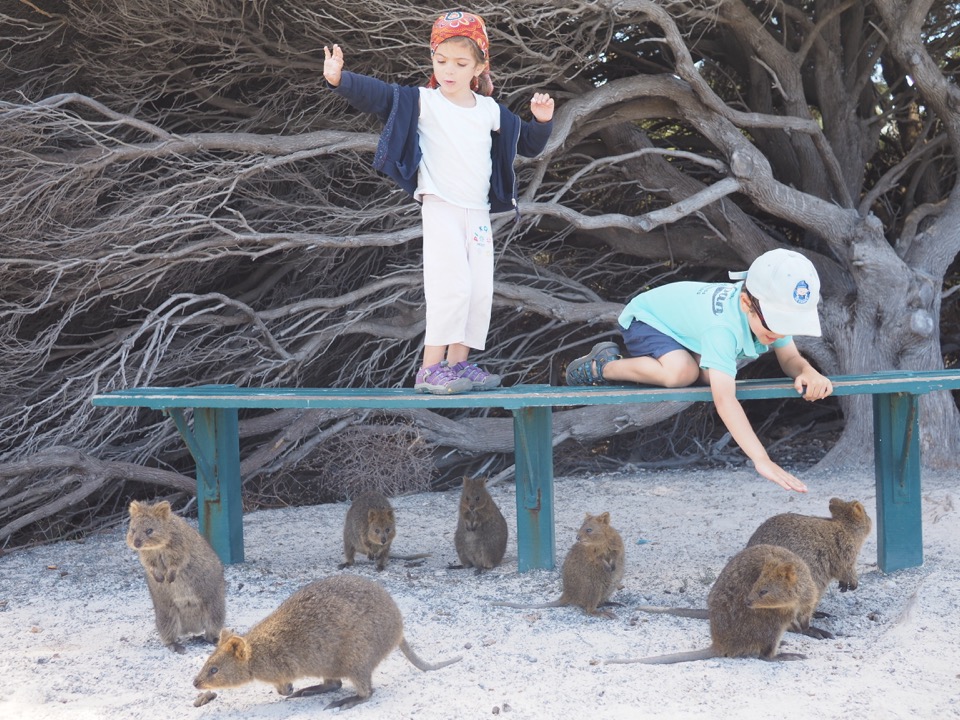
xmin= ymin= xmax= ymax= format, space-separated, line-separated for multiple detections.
xmin=126 ymin=500 xmax=226 ymax=653
xmin=340 ymin=491 xmax=397 ymax=572
xmin=493 ymin=511 xmax=625 ymax=618
xmin=452 ymin=476 xmax=508 ymax=573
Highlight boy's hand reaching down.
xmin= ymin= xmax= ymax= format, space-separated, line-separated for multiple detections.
xmin=754 ymin=458 xmax=808 ymax=493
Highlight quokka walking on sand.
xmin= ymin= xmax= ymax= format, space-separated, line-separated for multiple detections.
xmin=126 ymin=500 xmax=225 ymax=653
xmin=193 ymin=574 xmax=461 ymax=710
xmin=747 ymin=497 xmax=872 ymax=596
xmin=632 ymin=499 xmax=871 ymax=640
xmin=607 ymin=544 xmax=819 ymax=665
xmin=452 ymin=476 xmax=508 ymax=573
xmin=493 ymin=511 xmax=625 ymax=618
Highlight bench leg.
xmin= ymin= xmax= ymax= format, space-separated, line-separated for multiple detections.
xmin=171 ymin=407 xmax=245 ymax=564
xmin=512 ymin=407 xmax=556 ymax=572
xmin=873 ymin=392 xmax=922 ymax=573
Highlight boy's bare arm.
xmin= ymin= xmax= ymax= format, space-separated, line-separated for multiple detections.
xmin=774 ymin=341 xmax=833 ymax=401
xmin=708 ymin=370 xmax=808 ymax=493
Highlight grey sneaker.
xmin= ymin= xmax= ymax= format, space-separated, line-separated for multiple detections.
xmin=414 ymin=361 xmax=473 ymax=395
xmin=565 ymin=341 xmax=621 ymax=385
xmin=451 ymin=361 xmax=501 ymax=391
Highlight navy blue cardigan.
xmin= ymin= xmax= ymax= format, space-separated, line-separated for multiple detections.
xmin=330 ymin=71 xmax=553 ymax=214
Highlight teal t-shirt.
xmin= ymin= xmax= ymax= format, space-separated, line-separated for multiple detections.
xmin=618 ymin=281 xmax=792 ymax=378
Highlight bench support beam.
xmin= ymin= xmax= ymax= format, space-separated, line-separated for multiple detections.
xmin=170 ymin=407 xmax=244 ymax=564
xmin=873 ymin=392 xmax=922 ymax=573
xmin=512 ymin=407 xmax=556 ymax=571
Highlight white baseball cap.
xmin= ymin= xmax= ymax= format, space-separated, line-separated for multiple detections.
xmin=729 ymin=248 xmax=822 ymax=337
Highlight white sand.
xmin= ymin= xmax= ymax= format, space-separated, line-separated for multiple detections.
xmin=1 ymin=466 xmax=958 ymax=720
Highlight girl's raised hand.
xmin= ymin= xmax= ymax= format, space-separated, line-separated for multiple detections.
xmin=323 ymin=44 xmax=344 ymax=87
xmin=530 ymin=92 xmax=554 ymax=123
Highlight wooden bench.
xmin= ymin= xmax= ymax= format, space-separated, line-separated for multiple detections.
xmin=91 ymin=370 xmax=960 ymax=573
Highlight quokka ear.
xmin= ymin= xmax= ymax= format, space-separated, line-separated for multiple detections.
xmin=225 ymin=634 xmax=251 ymax=661
xmin=778 ymin=562 xmax=798 ymax=585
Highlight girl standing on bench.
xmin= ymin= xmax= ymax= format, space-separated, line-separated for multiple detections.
xmin=323 ymin=11 xmax=554 ymax=394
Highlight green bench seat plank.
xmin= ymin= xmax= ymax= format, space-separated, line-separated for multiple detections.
xmin=91 ymin=369 xmax=960 ymax=573
xmin=89 ymin=370 xmax=960 ymax=409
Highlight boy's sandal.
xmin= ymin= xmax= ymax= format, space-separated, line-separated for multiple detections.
xmin=565 ymin=341 xmax=621 ymax=386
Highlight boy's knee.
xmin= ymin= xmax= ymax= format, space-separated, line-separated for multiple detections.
xmin=658 ymin=354 xmax=700 ymax=387
xmin=660 ymin=371 xmax=698 ymax=388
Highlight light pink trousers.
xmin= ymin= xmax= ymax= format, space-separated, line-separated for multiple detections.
xmin=421 ymin=195 xmax=494 ymax=350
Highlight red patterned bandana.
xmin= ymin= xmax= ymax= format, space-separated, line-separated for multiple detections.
xmin=427 ymin=11 xmax=493 ymax=94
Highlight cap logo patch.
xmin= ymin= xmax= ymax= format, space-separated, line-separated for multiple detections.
xmin=793 ymin=280 xmax=811 ymax=304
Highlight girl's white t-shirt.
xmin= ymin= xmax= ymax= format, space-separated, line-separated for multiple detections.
xmin=415 ymin=87 xmax=500 ymax=210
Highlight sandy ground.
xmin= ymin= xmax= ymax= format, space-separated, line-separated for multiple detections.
xmin=1 ymin=465 xmax=958 ymax=720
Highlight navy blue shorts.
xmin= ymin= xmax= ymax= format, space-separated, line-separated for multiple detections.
xmin=621 ymin=320 xmax=688 ymax=359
